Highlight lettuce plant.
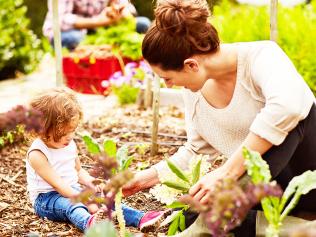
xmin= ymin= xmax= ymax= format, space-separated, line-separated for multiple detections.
xmin=180 ymin=178 xmax=282 ymax=237
xmin=82 ymin=17 xmax=143 ymax=60
xmin=243 ymin=147 xmax=316 ymax=237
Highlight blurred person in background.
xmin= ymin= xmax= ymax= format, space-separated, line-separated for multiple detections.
xmin=43 ymin=0 xmax=151 ymax=50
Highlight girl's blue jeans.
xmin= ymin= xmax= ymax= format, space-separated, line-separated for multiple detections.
xmin=34 ymin=190 xmax=144 ymax=231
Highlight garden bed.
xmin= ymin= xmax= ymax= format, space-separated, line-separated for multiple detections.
xmin=0 ymin=105 xmax=186 ymax=237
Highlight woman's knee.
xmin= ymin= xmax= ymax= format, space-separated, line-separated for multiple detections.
xmin=60 ymin=30 xmax=84 ymax=50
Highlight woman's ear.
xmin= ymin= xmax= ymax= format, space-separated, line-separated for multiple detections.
xmin=183 ymin=58 xmax=199 ymax=72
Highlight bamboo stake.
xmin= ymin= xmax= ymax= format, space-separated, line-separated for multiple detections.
xmin=151 ymin=74 xmax=161 ymax=155
xmin=52 ymin=0 xmax=64 ymax=86
xmin=270 ymin=0 xmax=278 ymax=42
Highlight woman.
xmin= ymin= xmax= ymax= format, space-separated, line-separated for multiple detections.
xmin=123 ymin=0 xmax=316 ymax=235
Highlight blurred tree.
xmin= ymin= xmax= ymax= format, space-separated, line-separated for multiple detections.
xmin=0 ymin=0 xmax=42 ymax=79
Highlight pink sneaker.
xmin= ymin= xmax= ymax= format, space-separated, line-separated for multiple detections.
xmin=86 ymin=208 xmax=107 ymax=228
xmin=139 ymin=209 xmax=172 ymax=233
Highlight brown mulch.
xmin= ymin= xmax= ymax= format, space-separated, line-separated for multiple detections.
xmin=0 ymin=105 xmax=186 ymax=237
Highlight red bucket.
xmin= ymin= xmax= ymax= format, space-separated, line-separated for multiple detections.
xmin=63 ymin=56 xmax=124 ymax=95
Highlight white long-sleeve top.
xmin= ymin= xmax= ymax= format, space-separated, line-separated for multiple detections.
xmin=154 ymin=41 xmax=315 ymax=178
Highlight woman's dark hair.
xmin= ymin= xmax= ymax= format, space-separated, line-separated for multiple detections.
xmin=142 ymin=0 xmax=220 ymax=71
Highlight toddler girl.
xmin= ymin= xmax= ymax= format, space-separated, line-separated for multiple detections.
xmin=26 ymin=88 xmax=168 ymax=232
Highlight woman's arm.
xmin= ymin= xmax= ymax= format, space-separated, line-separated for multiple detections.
xmin=123 ymin=92 xmax=218 ymax=196
xmin=122 ymin=167 xmax=160 ymax=196
xmin=73 ymin=7 xmax=122 ymax=29
xmin=189 ymin=132 xmax=272 ymax=204
xmin=28 ymin=150 xmax=79 ymax=197
xmin=249 ymin=41 xmax=314 ymax=146
xmin=222 ymin=132 xmax=273 ymax=179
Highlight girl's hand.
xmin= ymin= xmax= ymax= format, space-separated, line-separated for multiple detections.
xmin=94 ymin=183 xmax=105 ymax=193
xmin=85 ymin=181 xmax=104 ymax=193
xmin=189 ymin=167 xmax=228 ymax=205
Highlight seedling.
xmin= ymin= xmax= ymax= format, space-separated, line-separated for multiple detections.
xmin=243 ymin=147 xmax=316 ymax=237
xmin=154 ymin=156 xmax=204 ymax=235
xmin=77 ymin=133 xmax=134 ymax=237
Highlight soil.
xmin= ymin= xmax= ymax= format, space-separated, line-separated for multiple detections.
xmin=0 ymin=105 xmax=187 ymax=237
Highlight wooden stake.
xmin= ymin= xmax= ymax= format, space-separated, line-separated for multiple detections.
xmin=145 ymin=73 xmax=153 ymax=108
xmin=151 ymin=74 xmax=161 ymax=155
xmin=270 ymin=0 xmax=278 ymax=42
xmin=52 ymin=0 xmax=64 ymax=86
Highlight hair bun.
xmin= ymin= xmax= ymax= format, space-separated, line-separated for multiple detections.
xmin=155 ymin=0 xmax=210 ymax=36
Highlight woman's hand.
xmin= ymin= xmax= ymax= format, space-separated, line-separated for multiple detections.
xmin=189 ymin=167 xmax=228 ymax=205
xmin=122 ymin=168 xmax=160 ymax=197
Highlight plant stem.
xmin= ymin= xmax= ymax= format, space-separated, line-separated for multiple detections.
xmin=280 ymin=192 xmax=301 ymax=221
xmin=115 ymin=188 xmax=126 ymax=237
xmin=266 ymin=224 xmax=280 ymax=237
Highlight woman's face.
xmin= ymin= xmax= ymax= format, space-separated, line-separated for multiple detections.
xmin=150 ymin=60 xmax=207 ymax=92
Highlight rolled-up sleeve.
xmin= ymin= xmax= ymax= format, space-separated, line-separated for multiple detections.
xmin=249 ymin=41 xmax=315 ymax=145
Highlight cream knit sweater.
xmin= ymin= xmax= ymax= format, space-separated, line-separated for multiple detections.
xmin=154 ymin=41 xmax=315 ymax=177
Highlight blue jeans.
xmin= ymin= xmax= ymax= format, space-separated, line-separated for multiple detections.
xmin=34 ymin=191 xmax=144 ymax=231
xmin=60 ymin=30 xmax=85 ymax=50
xmin=57 ymin=16 xmax=151 ymax=50
xmin=135 ymin=16 xmax=151 ymax=33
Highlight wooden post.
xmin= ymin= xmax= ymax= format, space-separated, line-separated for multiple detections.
xmin=52 ymin=0 xmax=63 ymax=86
xmin=151 ymin=74 xmax=160 ymax=156
xmin=270 ymin=0 xmax=278 ymax=42
xmin=145 ymin=72 xmax=153 ymax=108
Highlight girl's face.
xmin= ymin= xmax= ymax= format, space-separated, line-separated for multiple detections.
xmin=47 ymin=115 xmax=80 ymax=149
xmin=150 ymin=59 xmax=207 ymax=92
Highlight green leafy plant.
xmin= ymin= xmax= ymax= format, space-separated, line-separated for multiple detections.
xmin=153 ymin=157 xmax=204 ymax=235
xmin=180 ymin=178 xmax=282 ymax=237
xmin=243 ymin=147 xmax=316 ymax=237
xmin=112 ymin=84 xmax=140 ymax=105
xmin=212 ymin=0 xmax=316 ymax=95
xmin=165 ymin=202 xmax=189 ymax=236
xmin=79 ymin=134 xmax=134 ymax=237
xmin=162 ymin=158 xmax=202 ymax=193
xmin=0 ymin=0 xmax=43 ymax=78
xmin=85 ymin=220 xmax=118 ymax=237
xmin=82 ymin=17 xmax=143 ymax=60
xmin=109 ymin=61 xmax=152 ymax=105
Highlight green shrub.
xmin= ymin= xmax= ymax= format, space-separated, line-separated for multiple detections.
xmin=212 ymin=0 xmax=316 ymax=95
xmin=0 ymin=0 xmax=43 ymax=78
xmin=112 ymin=84 xmax=140 ymax=105
xmin=82 ymin=17 xmax=143 ymax=60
